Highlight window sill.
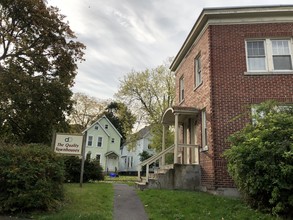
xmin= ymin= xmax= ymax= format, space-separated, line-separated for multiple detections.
xmin=200 ymin=145 xmax=209 ymax=152
xmin=244 ymin=71 xmax=293 ymax=75
xmin=194 ymin=82 xmax=203 ymax=91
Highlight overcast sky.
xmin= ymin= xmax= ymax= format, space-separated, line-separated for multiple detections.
xmin=48 ymin=0 xmax=293 ymax=100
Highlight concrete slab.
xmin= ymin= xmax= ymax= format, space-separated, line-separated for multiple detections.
xmin=113 ymin=184 xmax=148 ymax=220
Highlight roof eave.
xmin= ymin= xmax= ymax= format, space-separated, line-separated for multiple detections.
xmin=170 ymin=5 xmax=293 ymax=72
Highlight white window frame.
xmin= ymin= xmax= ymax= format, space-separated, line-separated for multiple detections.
xmin=194 ymin=55 xmax=202 ymax=87
xmin=245 ymin=38 xmax=293 ymax=74
xmin=251 ymin=104 xmax=293 ymax=124
xmin=111 ymin=138 xmax=115 ymax=143
xmin=179 ymin=76 xmax=184 ymax=102
xmin=97 ymin=136 xmax=103 ymax=147
xmin=105 ymin=124 xmax=108 ymax=129
xmin=87 ymin=135 xmax=93 ymax=146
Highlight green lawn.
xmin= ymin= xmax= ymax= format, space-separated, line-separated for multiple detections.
xmin=35 ymin=183 xmax=113 ymax=220
xmin=33 ymin=180 xmax=279 ymax=220
xmin=137 ymin=189 xmax=280 ymax=220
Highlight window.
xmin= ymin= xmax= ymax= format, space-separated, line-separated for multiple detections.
xmin=94 ymin=125 xmax=99 ymax=130
xmin=97 ymin=137 xmax=103 ymax=147
xmin=251 ymin=104 xmax=293 ymax=124
xmin=105 ymin=124 xmax=108 ymax=129
xmin=246 ymin=41 xmax=266 ymax=71
xmin=87 ymin=136 xmax=93 ymax=146
xmin=179 ymin=76 xmax=184 ymax=102
xmin=96 ymin=154 xmax=101 ymax=164
xmin=201 ymin=110 xmax=207 ymax=148
xmin=246 ymin=39 xmax=293 ymax=72
xmin=128 ymin=156 xmax=133 ymax=168
xmin=194 ymin=55 xmax=202 ymax=87
xmin=111 ymin=138 xmax=115 ymax=143
xmin=272 ymin=40 xmax=292 ymax=70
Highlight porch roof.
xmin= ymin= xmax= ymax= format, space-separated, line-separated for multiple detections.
xmin=161 ymin=106 xmax=200 ymax=125
xmin=105 ymin=151 xmax=119 ymax=158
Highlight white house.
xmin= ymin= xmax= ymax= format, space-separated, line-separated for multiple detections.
xmin=119 ymin=126 xmax=155 ymax=174
xmin=83 ymin=115 xmax=122 ymax=173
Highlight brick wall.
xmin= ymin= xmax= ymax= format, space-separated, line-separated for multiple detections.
xmin=175 ymin=23 xmax=293 ymax=189
xmin=210 ymin=23 xmax=293 ymax=188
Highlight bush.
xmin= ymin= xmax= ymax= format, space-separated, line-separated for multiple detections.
xmin=63 ymin=156 xmax=104 ymax=183
xmin=0 ymin=144 xmax=64 ymax=214
xmin=224 ymin=101 xmax=293 ymax=217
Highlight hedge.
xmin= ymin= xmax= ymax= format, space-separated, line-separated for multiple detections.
xmin=0 ymin=144 xmax=64 ymax=213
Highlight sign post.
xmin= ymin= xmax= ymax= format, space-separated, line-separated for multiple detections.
xmin=53 ymin=133 xmax=85 ymax=187
xmin=79 ymin=131 xmax=87 ymax=188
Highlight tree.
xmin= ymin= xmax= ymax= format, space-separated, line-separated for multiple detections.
xmin=115 ymin=59 xmax=175 ymax=150
xmin=224 ymin=101 xmax=293 ymax=217
xmin=68 ymin=93 xmax=107 ymax=132
xmin=0 ymin=0 xmax=85 ymax=144
xmin=100 ymin=101 xmax=136 ymax=143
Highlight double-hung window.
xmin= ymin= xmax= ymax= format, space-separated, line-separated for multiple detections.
xmin=179 ymin=76 xmax=184 ymax=102
xmin=87 ymin=136 xmax=93 ymax=146
xmin=272 ymin=40 xmax=292 ymax=70
xmin=194 ymin=55 xmax=202 ymax=87
xmin=246 ymin=39 xmax=293 ymax=73
xmin=97 ymin=137 xmax=102 ymax=147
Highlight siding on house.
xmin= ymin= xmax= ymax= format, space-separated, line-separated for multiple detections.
xmin=84 ymin=116 xmax=122 ymax=172
xmin=120 ymin=126 xmax=155 ymax=173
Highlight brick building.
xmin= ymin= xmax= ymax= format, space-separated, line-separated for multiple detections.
xmin=140 ymin=5 xmax=293 ymax=194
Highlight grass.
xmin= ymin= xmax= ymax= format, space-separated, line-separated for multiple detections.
xmin=102 ymin=175 xmax=138 ymax=186
xmin=137 ymin=189 xmax=280 ymax=220
xmin=30 ymin=179 xmax=279 ymax=220
xmin=35 ymin=183 xmax=113 ymax=220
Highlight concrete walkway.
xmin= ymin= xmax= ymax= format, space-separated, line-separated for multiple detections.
xmin=113 ymin=184 xmax=148 ymax=220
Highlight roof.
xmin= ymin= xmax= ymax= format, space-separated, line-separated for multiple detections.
xmin=170 ymin=5 xmax=293 ymax=72
xmin=136 ymin=126 xmax=151 ymax=139
xmin=161 ymin=106 xmax=199 ymax=125
xmin=82 ymin=115 xmax=122 ymax=138
xmin=105 ymin=151 xmax=119 ymax=157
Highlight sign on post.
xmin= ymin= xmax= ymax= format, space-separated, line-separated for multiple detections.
xmin=54 ymin=133 xmax=83 ymax=155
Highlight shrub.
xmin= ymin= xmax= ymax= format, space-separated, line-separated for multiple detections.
xmin=63 ymin=156 xmax=104 ymax=183
xmin=0 ymin=144 xmax=64 ymax=214
xmin=224 ymin=101 xmax=293 ymax=217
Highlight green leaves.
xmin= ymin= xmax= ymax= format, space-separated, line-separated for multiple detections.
xmin=115 ymin=60 xmax=175 ymax=150
xmin=224 ymin=101 xmax=293 ymax=216
xmin=0 ymin=144 xmax=65 ymax=213
xmin=0 ymin=0 xmax=85 ymax=144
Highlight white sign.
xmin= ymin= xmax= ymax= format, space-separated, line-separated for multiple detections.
xmin=54 ymin=133 xmax=83 ymax=155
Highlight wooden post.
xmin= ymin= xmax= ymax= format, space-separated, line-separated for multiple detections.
xmin=146 ymin=164 xmax=149 ymax=183
xmin=162 ymin=125 xmax=166 ymax=166
xmin=174 ymin=113 xmax=179 ymax=164
xmin=79 ymin=131 xmax=87 ymax=188
xmin=138 ymin=165 xmax=141 ymax=181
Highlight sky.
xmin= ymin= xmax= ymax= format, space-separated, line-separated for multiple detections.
xmin=48 ymin=0 xmax=293 ymax=100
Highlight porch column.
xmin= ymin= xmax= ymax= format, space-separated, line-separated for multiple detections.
xmin=162 ymin=124 xmax=166 ymax=166
xmin=146 ymin=164 xmax=149 ymax=182
xmin=183 ymin=120 xmax=188 ymax=164
xmin=174 ymin=113 xmax=179 ymax=164
xmin=138 ymin=165 xmax=141 ymax=180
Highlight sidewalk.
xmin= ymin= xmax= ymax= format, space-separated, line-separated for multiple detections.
xmin=113 ymin=184 xmax=148 ymax=220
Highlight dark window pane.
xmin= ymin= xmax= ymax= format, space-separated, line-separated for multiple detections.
xmin=273 ymin=55 xmax=292 ymax=70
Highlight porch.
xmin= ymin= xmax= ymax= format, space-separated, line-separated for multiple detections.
xmin=137 ymin=106 xmax=201 ymax=190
